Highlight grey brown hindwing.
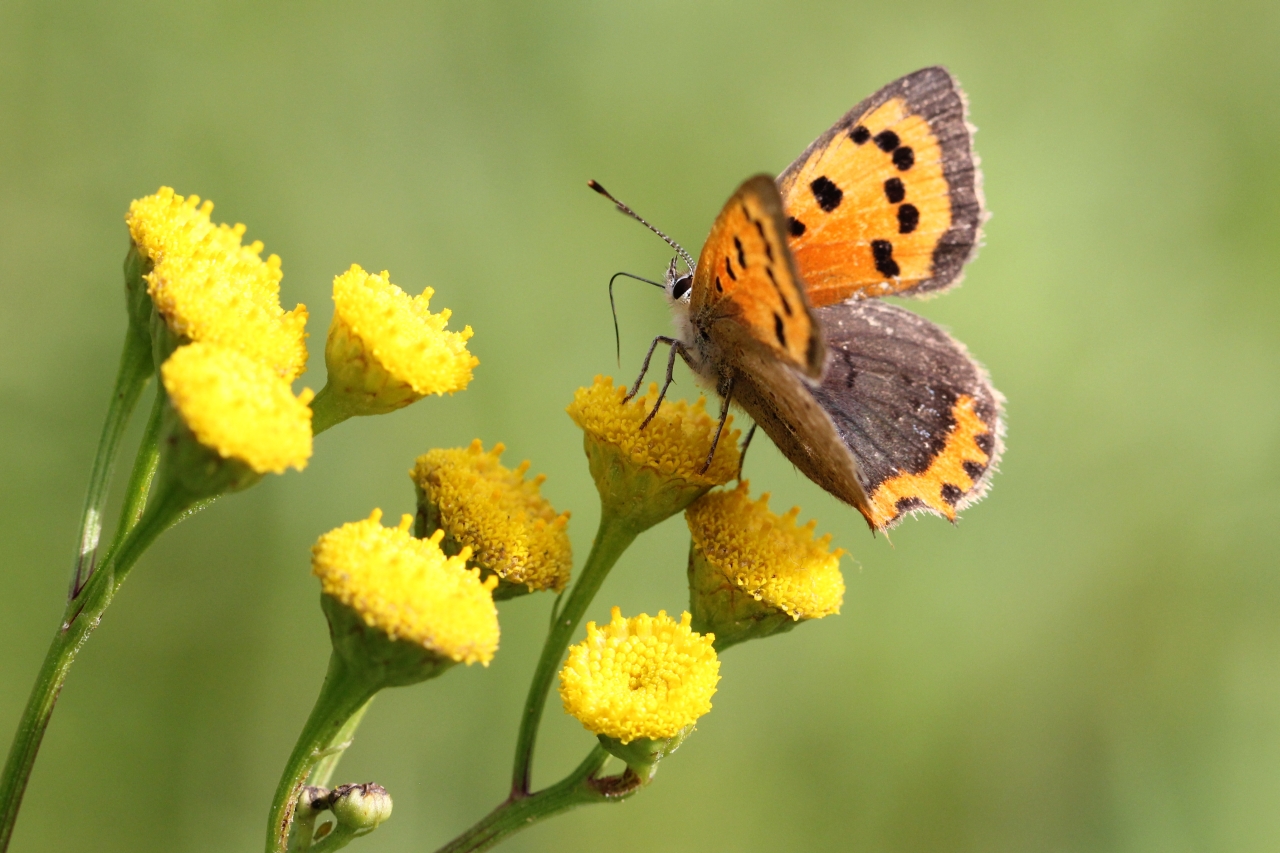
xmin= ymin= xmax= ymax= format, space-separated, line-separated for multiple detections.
xmin=810 ymin=300 xmax=1004 ymax=528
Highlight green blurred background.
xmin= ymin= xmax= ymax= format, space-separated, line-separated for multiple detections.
xmin=2 ymin=1 xmax=1278 ymax=851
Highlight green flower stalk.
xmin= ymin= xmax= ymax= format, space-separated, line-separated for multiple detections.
xmin=267 ymin=511 xmax=499 ymax=853
xmin=0 ymin=332 xmax=314 ymax=850
xmin=509 ymin=376 xmax=740 ymax=796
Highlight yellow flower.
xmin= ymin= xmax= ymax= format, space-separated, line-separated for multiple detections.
xmin=567 ymin=376 xmax=739 ymax=483
xmin=559 ymin=607 xmax=719 ymax=744
xmin=685 ymin=481 xmax=844 ymax=650
xmin=312 ymin=510 xmax=499 ymax=666
xmin=411 ymin=440 xmax=571 ymax=598
xmin=566 ymin=376 xmax=740 ymax=529
xmin=126 ymin=187 xmax=309 ymax=380
xmin=160 ymin=341 xmax=313 ymax=476
xmin=314 ymin=265 xmax=477 ymax=427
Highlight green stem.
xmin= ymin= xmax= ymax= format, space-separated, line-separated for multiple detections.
xmin=510 ymin=511 xmax=640 ymax=796
xmin=91 ymin=386 xmax=165 ymax=574
xmin=67 ymin=330 xmax=154 ymax=598
xmin=437 ymin=746 xmax=640 ymax=853
xmin=309 ymin=384 xmax=354 ymax=436
xmin=267 ymin=654 xmax=379 ymax=853
xmin=0 ymin=478 xmax=191 ymax=851
xmin=306 ymin=700 xmax=373 ymax=789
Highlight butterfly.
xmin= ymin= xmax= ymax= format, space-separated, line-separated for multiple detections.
xmin=597 ymin=66 xmax=1004 ymax=532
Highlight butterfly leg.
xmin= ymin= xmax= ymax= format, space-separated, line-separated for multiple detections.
xmin=700 ymin=374 xmax=736 ymax=474
xmin=638 ymin=339 xmax=687 ymax=430
xmin=736 ymin=423 xmax=758 ymax=481
xmin=625 ymin=335 xmax=680 ymax=403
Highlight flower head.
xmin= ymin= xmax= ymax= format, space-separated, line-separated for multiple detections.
xmin=160 ymin=342 xmax=313 ymax=481
xmin=685 ymin=481 xmax=844 ymax=651
xmin=312 ymin=510 xmax=499 ymax=666
xmin=567 ymin=376 xmax=740 ymax=530
xmin=313 ymin=265 xmax=477 ymax=428
xmin=411 ymin=440 xmax=571 ymax=598
xmin=559 ymin=607 xmax=719 ymax=745
xmin=127 ymin=187 xmax=309 ymax=380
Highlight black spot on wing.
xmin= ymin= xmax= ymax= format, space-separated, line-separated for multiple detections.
xmin=895 ymin=497 xmax=925 ymax=514
xmin=897 ymin=204 xmax=919 ymax=234
xmin=788 ymin=216 xmax=806 ymax=237
xmin=753 ymin=219 xmax=775 ymax=261
xmin=975 ymin=433 xmax=994 ymax=455
xmin=850 ymin=124 xmax=871 ymax=144
xmin=765 ymin=266 xmax=793 ymax=316
xmin=773 ymin=313 xmax=787 ymax=349
xmin=884 ymin=178 xmax=905 ymax=204
xmin=724 ymin=255 xmax=737 ymax=281
xmin=871 ymin=240 xmax=900 ymax=277
xmin=733 ymin=235 xmax=747 ymax=268
xmin=940 ymin=484 xmax=963 ymax=506
xmin=893 ymin=147 xmax=915 ymax=171
xmin=714 ymin=276 xmax=723 ymax=293
xmin=874 ymin=130 xmax=900 ymax=152
xmin=963 ymin=460 xmax=986 ymax=480
xmin=810 ymin=176 xmax=843 ymax=212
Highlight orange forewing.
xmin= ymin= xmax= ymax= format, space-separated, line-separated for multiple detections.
xmin=692 ymin=175 xmax=822 ymax=377
xmin=779 ymin=97 xmax=954 ymax=305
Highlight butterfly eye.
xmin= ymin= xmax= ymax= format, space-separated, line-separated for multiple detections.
xmin=672 ymin=276 xmax=692 ymax=300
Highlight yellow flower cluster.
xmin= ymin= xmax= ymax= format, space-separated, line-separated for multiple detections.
xmin=559 ymin=607 xmax=719 ymax=744
xmin=160 ymin=342 xmax=313 ymax=475
xmin=127 ymin=187 xmax=308 ymax=380
xmin=411 ymin=440 xmax=571 ymax=594
xmin=127 ymin=187 xmax=315 ymax=476
xmin=686 ymin=482 xmax=844 ymax=621
xmin=312 ymin=510 xmax=499 ymax=666
xmin=326 ymin=265 xmax=477 ymax=408
xmin=566 ymin=376 xmax=739 ymax=484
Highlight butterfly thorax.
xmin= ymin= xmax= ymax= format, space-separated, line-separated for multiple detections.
xmin=662 ymin=263 xmax=722 ymax=389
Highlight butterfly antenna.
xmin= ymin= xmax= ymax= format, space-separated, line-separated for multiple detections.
xmin=589 ymin=180 xmax=696 ymax=273
xmin=609 ymin=271 xmax=664 ymax=365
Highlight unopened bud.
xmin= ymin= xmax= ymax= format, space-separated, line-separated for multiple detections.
xmin=329 ymin=782 xmax=393 ymax=831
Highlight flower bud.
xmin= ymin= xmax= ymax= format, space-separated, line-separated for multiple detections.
xmin=329 ymin=783 xmax=393 ymax=831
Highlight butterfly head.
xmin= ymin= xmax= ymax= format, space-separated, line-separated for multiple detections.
xmin=664 ymin=257 xmax=693 ymax=306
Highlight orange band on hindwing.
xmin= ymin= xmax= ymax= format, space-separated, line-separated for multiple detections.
xmin=863 ymin=395 xmax=994 ymax=529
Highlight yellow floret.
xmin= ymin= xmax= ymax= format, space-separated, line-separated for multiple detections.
xmin=559 ymin=607 xmax=719 ymax=744
xmin=312 ymin=510 xmax=500 ymax=665
xmin=329 ymin=265 xmax=477 ymax=400
xmin=566 ymin=376 xmax=739 ymax=485
xmin=411 ymin=440 xmax=571 ymax=594
xmin=686 ymin=481 xmax=844 ymax=620
xmin=127 ymin=186 xmax=221 ymax=263
xmin=160 ymin=342 xmax=313 ymax=475
xmin=126 ymin=187 xmax=309 ymax=380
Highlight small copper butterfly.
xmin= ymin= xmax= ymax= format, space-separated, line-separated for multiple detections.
xmin=595 ymin=67 xmax=1005 ymax=531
